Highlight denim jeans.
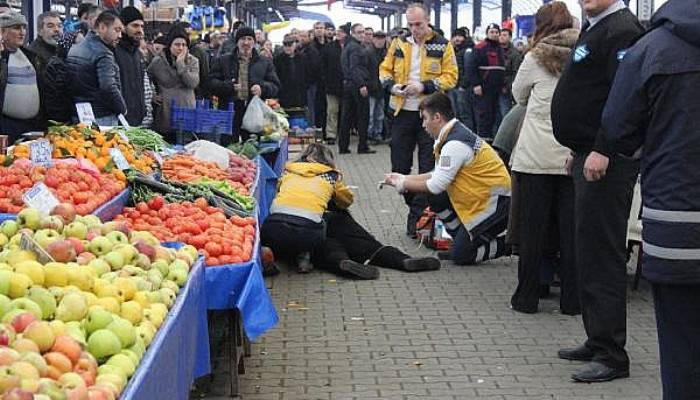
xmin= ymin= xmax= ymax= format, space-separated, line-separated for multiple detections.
xmin=368 ymin=96 xmax=384 ymax=139
xmin=448 ymin=89 xmax=475 ymax=130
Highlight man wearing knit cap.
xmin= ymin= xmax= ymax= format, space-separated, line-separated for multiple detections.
xmin=207 ymin=25 xmax=280 ymax=144
xmin=467 ymin=23 xmax=505 ymax=140
xmin=115 ymin=6 xmax=145 ymax=126
xmin=0 ymin=12 xmax=45 ymax=141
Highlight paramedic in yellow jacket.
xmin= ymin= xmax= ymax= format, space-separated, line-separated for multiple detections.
xmin=384 ymin=93 xmax=511 ymax=265
xmin=262 ymin=144 xmax=353 ymax=273
xmin=379 ymin=3 xmax=458 ymax=238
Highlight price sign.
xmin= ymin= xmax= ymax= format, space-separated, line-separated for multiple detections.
xmin=75 ymin=103 xmax=96 ymax=125
xmin=117 ymin=114 xmax=131 ymax=129
xmin=30 ymin=139 xmax=53 ymax=167
xmin=20 ymin=233 xmax=55 ymax=264
xmin=109 ymin=148 xmax=131 ymax=170
xmin=23 ymin=182 xmax=59 ymax=215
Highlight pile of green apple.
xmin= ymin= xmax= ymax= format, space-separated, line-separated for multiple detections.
xmin=0 ymin=206 xmax=200 ymax=400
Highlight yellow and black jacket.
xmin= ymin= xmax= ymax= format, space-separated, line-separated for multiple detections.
xmin=434 ymin=123 xmax=511 ymax=232
xmin=379 ymin=31 xmax=458 ymax=115
xmin=270 ymin=162 xmax=354 ymax=223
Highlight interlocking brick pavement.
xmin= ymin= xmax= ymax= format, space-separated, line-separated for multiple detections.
xmin=209 ymin=143 xmax=661 ymax=400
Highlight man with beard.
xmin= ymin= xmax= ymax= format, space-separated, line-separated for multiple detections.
xmin=29 ymin=11 xmax=63 ymax=77
xmin=114 ymin=6 xmax=145 ymax=126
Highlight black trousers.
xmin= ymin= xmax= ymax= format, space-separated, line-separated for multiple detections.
xmin=572 ymin=153 xmax=638 ymax=369
xmin=474 ymin=88 xmax=499 ymax=139
xmin=510 ymin=173 xmax=579 ymax=314
xmin=429 ymin=192 xmax=509 ymax=265
xmin=390 ymin=110 xmax=435 ymax=220
xmin=261 ymin=213 xmax=325 ymax=263
xmin=313 ymin=210 xmax=410 ymax=272
xmin=229 ymin=99 xmax=252 ymax=145
xmin=0 ymin=114 xmax=44 ymax=144
xmin=652 ymin=283 xmax=700 ymax=400
xmin=338 ymin=86 xmax=369 ymax=152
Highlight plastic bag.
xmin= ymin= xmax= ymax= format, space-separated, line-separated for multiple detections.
xmin=241 ymin=96 xmax=268 ymax=133
xmin=184 ymin=140 xmax=234 ymax=170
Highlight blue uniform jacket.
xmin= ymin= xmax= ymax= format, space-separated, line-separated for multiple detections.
xmin=601 ymin=0 xmax=700 ymax=284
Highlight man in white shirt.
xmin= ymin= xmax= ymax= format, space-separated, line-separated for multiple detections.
xmin=384 ymin=92 xmax=511 ymax=265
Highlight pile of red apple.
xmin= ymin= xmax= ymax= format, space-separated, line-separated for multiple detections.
xmin=0 ymin=205 xmax=199 ymax=399
xmin=228 ymin=154 xmax=256 ymax=191
xmin=0 ymin=161 xmax=126 ymax=215
xmin=114 ymin=197 xmax=256 ymax=266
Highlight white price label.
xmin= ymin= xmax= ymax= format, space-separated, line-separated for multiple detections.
xmin=30 ymin=139 xmax=53 ymax=167
xmin=117 ymin=114 xmax=131 ymax=129
xmin=109 ymin=148 xmax=131 ymax=170
xmin=20 ymin=233 xmax=55 ymax=264
xmin=23 ymin=182 xmax=59 ymax=215
xmin=75 ymin=102 xmax=96 ymax=125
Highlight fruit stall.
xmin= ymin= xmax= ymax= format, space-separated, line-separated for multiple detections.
xmin=0 ymin=122 xmax=286 ymax=399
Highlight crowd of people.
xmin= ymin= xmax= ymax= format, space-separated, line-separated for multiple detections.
xmin=0 ymin=0 xmax=697 ymax=397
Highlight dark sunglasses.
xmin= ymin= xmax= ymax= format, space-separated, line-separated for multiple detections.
xmin=283 ymin=41 xmax=294 ymax=46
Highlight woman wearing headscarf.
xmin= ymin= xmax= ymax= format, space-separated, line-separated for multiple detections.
xmin=147 ymin=27 xmax=199 ymax=140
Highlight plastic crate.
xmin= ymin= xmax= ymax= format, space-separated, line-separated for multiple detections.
xmin=195 ymin=100 xmax=234 ymax=136
xmin=170 ymin=100 xmax=196 ymax=132
xmin=288 ymin=117 xmax=308 ymax=130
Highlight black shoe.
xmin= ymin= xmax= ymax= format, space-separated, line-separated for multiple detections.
xmin=357 ymin=148 xmax=376 ymax=154
xmin=339 ymin=260 xmax=380 ymax=280
xmin=510 ymin=299 xmax=538 ymax=314
xmin=402 ymin=257 xmax=441 ymax=272
xmin=339 ymin=149 xmax=351 ymax=154
xmin=437 ymin=251 xmax=452 ymax=261
xmin=558 ymin=344 xmax=594 ymax=362
xmin=572 ymin=362 xmax=629 ymax=383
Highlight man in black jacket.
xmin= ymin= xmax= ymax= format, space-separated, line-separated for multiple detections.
xmin=29 ymin=11 xmax=62 ymax=80
xmin=467 ymin=23 xmax=505 ymax=140
xmin=114 ymin=7 xmax=145 ymax=126
xmin=297 ymin=30 xmax=321 ymax=128
xmin=321 ymin=23 xmax=342 ymax=144
xmin=338 ymin=23 xmax=374 ymax=154
xmin=0 ymin=12 xmax=44 ymax=141
xmin=207 ymin=27 xmax=280 ymax=143
xmin=273 ymin=35 xmax=305 ymax=109
xmin=552 ymin=0 xmax=644 ymax=383
xmin=449 ymin=28 xmax=475 ymax=129
xmin=312 ymin=21 xmax=328 ymax=135
xmin=601 ymin=1 xmax=700 ymax=396
xmin=66 ymin=11 xmax=126 ymax=126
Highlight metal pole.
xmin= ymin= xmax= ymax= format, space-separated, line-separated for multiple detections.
xmin=450 ymin=0 xmax=458 ymax=34
xmin=501 ymin=0 xmax=511 ymax=23
xmin=433 ymin=0 xmax=441 ymax=30
xmin=473 ymin=0 xmax=482 ymax=32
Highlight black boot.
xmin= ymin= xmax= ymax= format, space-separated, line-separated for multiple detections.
xmin=402 ymin=257 xmax=441 ymax=272
xmin=339 ymin=260 xmax=380 ymax=280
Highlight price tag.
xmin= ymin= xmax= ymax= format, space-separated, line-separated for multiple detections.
xmin=117 ymin=114 xmax=131 ymax=129
xmin=23 ymin=182 xmax=59 ymax=215
xmin=75 ymin=103 xmax=96 ymax=125
xmin=20 ymin=233 xmax=55 ymax=264
xmin=109 ymin=148 xmax=131 ymax=170
xmin=30 ymin=139 xmax=53 ymax=167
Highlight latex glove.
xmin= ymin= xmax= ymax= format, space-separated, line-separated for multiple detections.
xmin=250 ymin=84 xmax=262 ymax=97
xmin=404 ymin=83 xmax=424 ymax=97
xmin=391 ymin=84 xmax=406 ymax=97
xmin=384 ymin=173 xmax=406 ymax=193
xmin=583 ymin=151 xmax=609 ymax=182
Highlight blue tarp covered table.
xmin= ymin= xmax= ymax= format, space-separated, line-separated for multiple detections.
xmin=203 ymin=156 xmax=278 ymax=341
xmin=122 ymin=250 xmax=210 ymax=400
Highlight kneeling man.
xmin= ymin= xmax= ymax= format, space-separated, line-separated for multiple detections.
xmin=384 ymin=92 xmax=511 ymax=264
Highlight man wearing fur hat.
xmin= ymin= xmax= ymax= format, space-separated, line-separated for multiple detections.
xmin=114 ymin=6 xmax=145 ymax=126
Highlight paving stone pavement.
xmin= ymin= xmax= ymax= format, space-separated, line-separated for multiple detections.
xmin=211 ymin=143 xmax=662 ymax=400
